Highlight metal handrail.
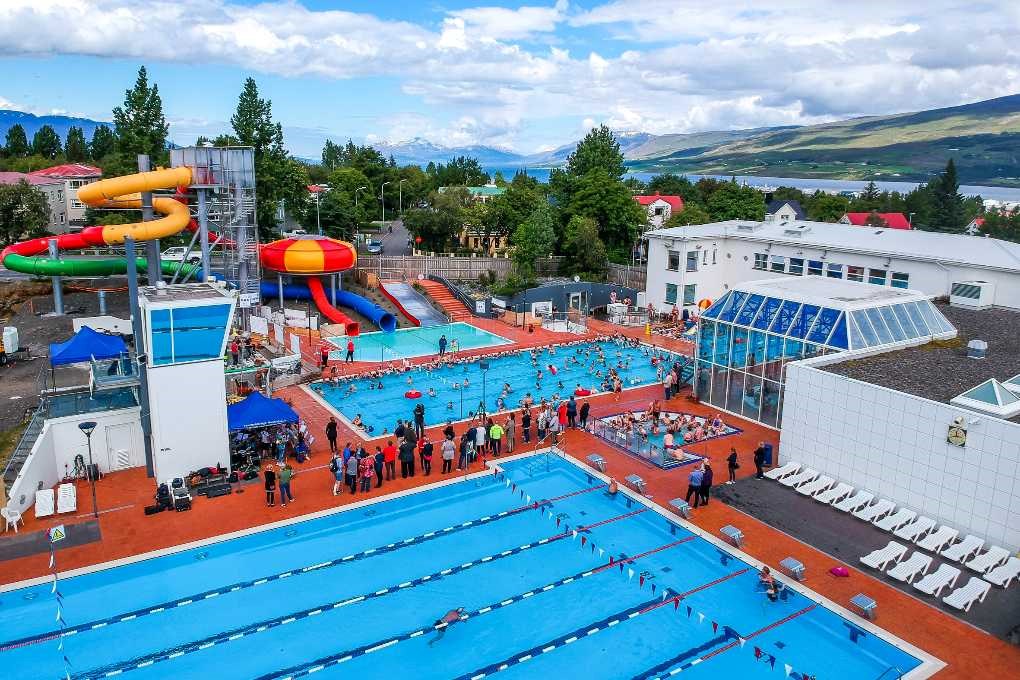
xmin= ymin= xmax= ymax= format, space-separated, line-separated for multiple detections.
xmin=2 ymin=408 xmax=45 ymax=484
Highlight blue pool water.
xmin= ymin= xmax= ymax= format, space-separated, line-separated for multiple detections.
xmin=330 ymin=322 xmax=511 ymax=362
xmin=312 ymin=340 xmax=680 ymax=433
xmin=0 ymin=455 xmax=924 ymax=679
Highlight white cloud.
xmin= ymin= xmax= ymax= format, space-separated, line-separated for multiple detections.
xmin=449 ymin=1 xmax=568 ymax=41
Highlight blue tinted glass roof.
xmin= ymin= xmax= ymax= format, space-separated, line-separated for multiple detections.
xmin=788 ymin=304 xmax=820 ymax=339
xmin=752 ymin=297 xmax=783 ymax=330
xmin=807 ymin=308 xmax=840 ymax=344
xmin=829 ymin=314 xmax=849 ymax=349
xmin=770 ymin=301 xmax=801 ymax=334
xmin=701 ymin=291 xmax=730 ymax=319
xmin=735 ymin=294 xmax=765 ymax=326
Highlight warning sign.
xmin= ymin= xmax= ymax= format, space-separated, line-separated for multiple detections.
xmin=47 ymin=525 xmax=66 ymax=543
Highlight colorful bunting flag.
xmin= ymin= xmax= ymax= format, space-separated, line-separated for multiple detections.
xmin=628 ymin=568 xmax=635 ymax=580
xmin=697 ymin=612 xmax=705 ymax=624
xmin=639 ymin=575 xmax=645 ymax=587
xmin=712 ymin=621 xmax=718 ymax=633
xmin=581 ymin=536 xmax=587 ymax=547
xmin=768 ymin=655 xmax=776 ymax=670
xmin=686 ymin=605 xmax=692 ymax=617
xmin=784 ymin=664 xmax=793 ymax=677
xmin=674 ymin=598 xmax=680 ymax=611
xmin=754 ymin=646 xmax=762 ymax=660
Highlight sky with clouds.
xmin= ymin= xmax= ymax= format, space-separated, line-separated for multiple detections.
xmin=1 ymin=0 xmax=1018 ymax=156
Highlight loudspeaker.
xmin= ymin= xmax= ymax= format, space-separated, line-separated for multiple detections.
xmin=174 ymin=497 xmax=192 ymax=512
xmin=144 ymin=504 xmax=164 ymax=516
xmin=206 ymin=483 xmax=232 ymax=498
xmin=86 ymin=463 xmax=101 ymax=481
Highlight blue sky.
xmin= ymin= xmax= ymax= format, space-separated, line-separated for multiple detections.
xmin=1 ymin=1 xmax=1018 ymax=157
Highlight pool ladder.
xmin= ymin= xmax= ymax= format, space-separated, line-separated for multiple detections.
xmin=524 ymin=432 xmax=562 ymax=476
xmin=875 ymin=666 xmax=904 ymax=680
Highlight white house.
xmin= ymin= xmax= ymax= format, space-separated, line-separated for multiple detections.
xmin=643 ymin=219 xmax=1020 ymax=315
xmin=634 ymin=193 xmax=684 ymax=228
xmin=764 ymin=199 xmax=806 ymax=222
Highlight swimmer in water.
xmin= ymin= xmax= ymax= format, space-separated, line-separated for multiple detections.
xmin=429 ymin=607 xmax=466 ymax=646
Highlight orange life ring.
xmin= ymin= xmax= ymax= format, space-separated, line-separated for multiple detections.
xmin=405 ymin=390 xmax=422 ymax=399
xmin=575 ymin=388 xmax=591 ymax=396
xmin=698 ymin=298 xmax=712 ymax=310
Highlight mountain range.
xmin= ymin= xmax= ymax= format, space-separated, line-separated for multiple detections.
xmin=3 ymin=93 xmax=1019 ymax=185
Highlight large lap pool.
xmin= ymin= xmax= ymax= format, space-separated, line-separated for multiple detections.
xmin=0 ymin=455 xmax=933 ymax=679
xmin=311 ymin=340 xmax=681 ymax=434
xmin=329 ymin=322 xmax=511 ymax=362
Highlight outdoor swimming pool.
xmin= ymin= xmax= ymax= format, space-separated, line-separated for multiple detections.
xmin=311 ymin=340 xmax=683 ymax=433
xmin=328 ymin=322 xmax=511 ymax=361
xmin=592 ymin=411 xmax=739 ymax=470
xmin=0 ymin=454 xmax=933 ymax=679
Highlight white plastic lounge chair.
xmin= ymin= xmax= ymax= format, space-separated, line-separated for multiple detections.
xmin=874 ymin=507 xmax=916 ymax=532
xmin=34 ymin=489 xmax=55 ymax=519
xmin=860 ymin=541 xmax=907 ymax=571
xmin=984 ymin=557 xmax=1020 ymax=588
xmin=852 ymin=498 xmax=895 ymax=523
xmin=887 ymin=552 xmax=932 ymax=583
xmin=2 ymin=507 xmax=24 ymax=533
xmin=893 ymin=516 xmax=935 ymax=542
xmin=796 ymin=475 xmax=834 ymax=497
xmin=779 ymin=468 xmax=818 ymax=488
xmin=814 ymin=482 xmax=853 ymax=505
xmin=56 ymin=483 xmax=77 ymax=514
xmin=764 ymin=461 xmax=801 ymax=481
xmin=942 ymin=577 xmax=991 ymax=612
xmin=965 ymin=546 xmax=1011 ymax=574
xmin=940 ymin=535 xmax=984 ymax=564
xmin=833 ymin=490 xmax=873 ymax=514
xmin=913 ymin=564 xmax=961 ymax=597
xmin=916 ymin=526 xmax=958 ymax=553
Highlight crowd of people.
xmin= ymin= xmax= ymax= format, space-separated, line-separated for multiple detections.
xmin=601 ymin=408 xmax=730 ymax=447
xmin=651 ymin=304 xmax=697 ymax=343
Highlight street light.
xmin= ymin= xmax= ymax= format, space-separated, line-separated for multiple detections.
xmin=398 ymin=179 xmax=408 ymax=216
xmin=479 ymin=360 xmax=490 ymax=419
xmin=380 ymin=181 xmax=391 ymax=222
xmin=77 ymin=421 xmax=99 ymax=518
xmin=314 ymin=190 xmax=322 ymax=235
xmin=355 ymin=186 xmax=367 ymax=207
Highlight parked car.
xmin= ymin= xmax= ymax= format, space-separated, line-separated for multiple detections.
xmin=161 ymin=246 xmax=202 ymax=263
xmin=366 ymin=240 xmax=383 ymax=254
xmin=281 ymin=228 xmax=309 ymax=239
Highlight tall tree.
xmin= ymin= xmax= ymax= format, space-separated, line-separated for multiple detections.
xmin=0 ymin=180 xmax=50 ymax=246
xmin=665 ymin=203 xmax=711 ymax=226
xmin=321 ymin=139 xmax=343 ymax=170
xmin=32 ymin=125 xmax=62 ymax=159
xmin=403 ymin=188 xmax=467 ymax=252
xmin=232 ymin=77 xmax=283 ymax=155
xmin=706 ymin=180 xmax=765 ymax=221
xmin=4 ymin=124 xmax=29 ymax=157
xmin=926 ymin=159 xmax=966 ymax=233
xmin=64 ymin=126 xmax=88 ymax=161
xmin=562 ymin=215 xmax=608 ymax=280
xmin=566 ymin=124 xmax=625 ymax=180
xmin=647 ymin=173 xmax=698 ymax=201
xmin=806 ymin=193 xmax=849 ymax=222
xmin=88 ymin=126 xmax=117 ymax=160
xmin=511 ymin=204 xmax=556 ymax=284
xmin=113 ymin=66 xmax=169 ymax=159
xmin=565 ymin=168 xmax=645 ymax=261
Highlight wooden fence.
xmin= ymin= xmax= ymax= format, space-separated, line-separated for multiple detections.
xmin=606 ymin=262 xmax=647 ymax=290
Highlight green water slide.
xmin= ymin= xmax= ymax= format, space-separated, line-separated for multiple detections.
xmin=1 ymin=253 xmax=200 ymax=278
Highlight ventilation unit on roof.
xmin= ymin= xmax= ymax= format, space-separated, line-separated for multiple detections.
xmin=736 ymin=223 xmax=761 ymax=232
xmin=950 ymin=280 xmax=995 ymax=310
xmin=783 ymin=225 xmax=810 ymax=237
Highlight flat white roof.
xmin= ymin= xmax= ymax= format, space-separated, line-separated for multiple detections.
xmin=735 ymin=276 xmax=926 ymax=311
xmin=646 ymin=219 xmax=1020 ymax=272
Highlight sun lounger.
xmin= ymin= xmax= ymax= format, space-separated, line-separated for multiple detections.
xmin=942 ymin=577 xmax=991 ymax=612
xmin=34 ymin=489 xmax=55 ymax=519
xmin=984 ymin=557 xmax=1020 ymax=588
xmin=916 ymin=525 xmax=958 ymax=553
xmin=852 ymin=498 xmax=895 ymax=523
xmin=887 ymin=552 xmax=932 ymax=584
xmin=893 ymin=516 xmax=935 ymax=542
xmin=860 ymin=541 xmax=907 ymax=571
xmin=940 ymin=535 xmax=984 ymax=564
xmin=965 ymin=546 xmax=1011 ymax=574
xmin=913 ymin=564 xmax=961 ymax=598
xmin=56 ymin=483 xmax=77 ymax=514
xmin=814 ymin=482 xmax=853 ymax=505
xmin=796 ymin=475 xmax=834 ymax=497
xmin=833 ymin=490 xmax=873 ymax=514
xmin=873 ymin=507 xmax=915 ymax=532
xmin=764 ymin=461 xmax=801 ymax=481
xmin=779 ymin=468 xmax=818 ymax=488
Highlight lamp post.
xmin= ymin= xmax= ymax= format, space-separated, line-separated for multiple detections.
xmin=399 ymin=179 xmax=407 ymax=216
xmin=380 ymin=181 xmax=391 ymax=222
xmin=479 ymin=360 xmax=490 ymax=419
xmin=78 ymin=421 xmax=99 ymax=518
xmin=314 ymin=190 xmax=322 ymax=235
xmin=355 ymin=186 xmax=366 ymax=207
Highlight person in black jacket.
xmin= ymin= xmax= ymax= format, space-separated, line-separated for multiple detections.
xmin=264 ymin=465 xmax=277 ymax=507
xmin=325 ymin=417 xmax=338 ymax=453
xmin=726 ymin=448 xmax=739 ymax=484
xmin=579 ymin=401 xmax=590 ymax=429
xmin=699 ymin=461 xmax=713 ymax=505
xmin=399 ymin=439 xmax=416 ymax=478
xmin=753 ymin=443 xmax=766 ymax=479
xmin=413 ymin=403 xmax=426 ymax=438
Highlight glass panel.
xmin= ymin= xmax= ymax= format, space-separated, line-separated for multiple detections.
xmin=807 ymin=260 xmax=823 ymax=276
xmin=697 ymin=321 xmax=715 ymax=361
xmin=807 ymin=307 xmax=840 ymax=344
xmin=847 ymin=266 xmax=864 ymax=282
xmin=726 ymin=370 xmax=746 ymax=415
xmin=667 ymin=250 xmax=680 ymax=271
xmin=891 ymin=303 xmax=918 ymax=338
xmin=683 ymin=284 xmax=697 ymax=305
xmin=852 ymin=311 xmax=879 ymax=347
xmin=769 ymin=300 xmax=801 ymax=334
xmin=741 ymin=372 xmax=762 ymax=420
xmin=826 ymin=263 xmax=844 ymax=278
xmin=747 ymin=331 xmax=767 ymax=374
xmin=171 ymin=304 xmax=232 ymax=363
xmin=904 ymin=301 xmax=928 ymax=334
xmin=686 ymin=251 xmax=699 ymax=272
xmin=868 ymin=268 xmax=887 ymax=285
xmin=788 ymin=304 xmax=820 ymax=339
xmin=712 ymin=321 xmax=730 ymax=365
xmin=915 ymin=300 xmax=940 ymax=334
xmin=879 ymin=305 xmax=905 ymax=341
xmin=735 ymin=294 xmax=765 ymax=326
xmin=665 ymin=283 xmax=678 ymax=304
xmin=701 ymin=291 xmax=730 ymax=319
xmin=149 ymin=309 xmax=173 ymax=366
xmin=718 ymin=291 xmax=748 ymax=323
xmin=783 ymin=337 xmax=803 ymax=360
xmin=928 ymin=304 xmax=955 ymax=334
xmin=891 ymin=272 xmax=909 ymax=289
xmin=731 ymin=326 xmax=749 ymax=367
xmin=753 ymin=253 xmax=768 ymax=270
xmin=764 ymin=335 xmax=785 ymax=381
xmin=865 ymin=307 xmax=894 ymax=345
xmin=788 ymin=258 xmax=804 ymax=275
xmin=847 ymin=315 xmax=865 ymax=349
xmin=770 ymin=255 xmax=786 ymax=272
xmin=760 ymin=380 xmax=781 ymax=428
xmin=752 ymin=297 xmax=783 ymax=330
xmin=828 ymin=314 xmax=849 ymax=349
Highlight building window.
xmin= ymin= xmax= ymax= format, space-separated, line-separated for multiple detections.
xmin=891 ymin=272 xmax=909 ymax=289
xmin=807 ymin=260 xmax=823 ymax=276
xmin=769 ymin=255 xmax=786 ymax=273
xmin=667 ymin=250 xmax=680 ymax=271
xmin=654 ymin=206 xmax=665 ymax=216
xmin=665 ymin=283 xmax=678 ymax=304
xmin=712 ymin=250 xmax=717 ymax=264
xmin=753 ymin=253 xmax=768 ymax=270
xmin=702 ymin=249 xmax=708 ymax=265
xmin=826 ymin=263 xmax=843 ymax=278
xmin=683 ymin=284 xmax=697 ymax=305
xmin=686 ymin=251 xmax=699 ymax=272
xmin=847 ymin=265 xmax=864 ymax=282
xmin=869 ymin=268 xmax=887 ymax=285
xmin=788 ymin=258 xmax=804 ymax=275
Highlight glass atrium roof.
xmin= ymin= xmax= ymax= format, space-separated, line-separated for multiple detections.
xmin=701 ymin=281 xmax=956 ymax=352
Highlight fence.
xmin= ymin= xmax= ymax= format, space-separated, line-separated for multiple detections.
xmin=358 ymin=255 xmax=563 ymax=281
xmin=606 ymin=262 xmax=646 ymax=290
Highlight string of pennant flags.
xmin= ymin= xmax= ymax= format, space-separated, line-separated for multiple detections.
xmin=46 ymin=524 xmax=73 ymax=680
xmin=491 ymin=466 xmax=818 ymax=680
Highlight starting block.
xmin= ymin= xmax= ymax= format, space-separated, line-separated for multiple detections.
xmin=780 ymin=557 xmax=806 ymax=581
xmin=668 ymin=498 xmax=691 ymax=518
xmin=586 ymin=454 xmax=606 ymax=472
xmin=720 ymin=524 xmax=744 ymax=548
xmin=624 ymin=474 xmax=646 ymax=495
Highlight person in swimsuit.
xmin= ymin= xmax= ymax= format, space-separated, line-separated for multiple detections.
xmin=429 ymin=607 xmax=466 ymax=646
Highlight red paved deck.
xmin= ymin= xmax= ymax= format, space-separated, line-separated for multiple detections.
xmin=415 ymin=279 xmax=473 ymax=321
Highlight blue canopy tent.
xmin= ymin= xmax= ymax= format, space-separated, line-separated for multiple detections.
xmin=228 ymin=392 xmax=299 ymax=431
xmin=49 ymin=326 xmax=128 ymax=366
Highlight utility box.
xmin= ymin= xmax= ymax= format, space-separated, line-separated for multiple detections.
xmin=950 ymin=281 xmax=995 ymax=310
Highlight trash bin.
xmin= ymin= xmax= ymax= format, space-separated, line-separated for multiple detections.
xmin=763 ymin=443 xmax=773 ymax=467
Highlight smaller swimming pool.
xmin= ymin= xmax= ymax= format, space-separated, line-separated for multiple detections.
xmin=593 ymin=411 xmax=738 ymax=470
xmin=329 ymin=322 xmax=511 ymax=361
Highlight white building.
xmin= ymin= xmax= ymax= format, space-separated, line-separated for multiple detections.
xmin=28 ymin=163 xmax=103 ymax=228
xmin=643 ymin=219 xmax=1020 ymax=315
xmin=634 ymin=194 xmax=684 ymax=228
xmin=0 ymin=171 xmax=68 ymax=232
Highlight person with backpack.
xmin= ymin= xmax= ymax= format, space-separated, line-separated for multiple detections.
xmin=330 ymin=452 xmax=344 ymax=495
xmin=325 ymin=417 xmax=338 ymax=453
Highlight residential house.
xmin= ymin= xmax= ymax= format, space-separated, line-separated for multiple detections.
xmin=0 ymin=171 xmax=68 ymax=233
xmin=839 ymin=211 xmax=912 ymax=230
xmin=634 ymin=193 xmax=684 ymax=228
xmin=28 ymin=163 xmax=103 ymax=228
xmin=764 ymin=199 xmax=807 ymax=222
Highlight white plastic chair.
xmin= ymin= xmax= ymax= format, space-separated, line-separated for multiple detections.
xmin=940 ymin=535 xmax=984 ymax=564
xmin=779 ymin=468 xmax=818 ymax=488
xmin=860 ymin=541 xmax=907 ymax=571
xmin=965 ymin=546 xmax=1011 ymax=574
xmin=56 ymin=483 xmax=77 ymax=514
xmin=834 ymin=490 xmax=873 ymax=513
xmin=985 ymin=557 xmax=1020 ymax=588
xmin=853 ymin=498 xmax=895 ymax=522
xmin=916 ymin=525 xmax=958 ymax=553
xmin=874 ymin=507 xmax=916 ymax=532
xmin=942 ymin=577 xmax=991 ymax=612
xmin=814 ymin=482 xmax=853 ymax=505
xmin=887 ymin=552 xmax=932 ymax=583
xmin=796 ymin=475 xmax=834 ymax=497
xmin=2 ymin=507 xmax=24 ymax=533
xmin=34 ymin=489 xmax=55 ymax=519
xmin=913 ymin=564 xmax=961 ymax=598
xmin=764 ymin=461 xmax=800 ymax=481
xmin=893 ymin=516 xmax=935 ymax=542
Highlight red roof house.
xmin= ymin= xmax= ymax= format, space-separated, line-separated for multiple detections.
xmin=634 ymin=193 xmax=684 ymax=212
xmin=840 ymin=212 xmax=912 ymax=230
xmin=28 ymin=163 xmax=103 ymax=179
xmin=634 ymin=193 xmax=684 ymax=226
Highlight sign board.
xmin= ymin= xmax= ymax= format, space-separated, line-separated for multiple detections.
xmin=273 ymin=323 xmax=284 ymax=346
xmin=532 ymin=301 xmax=553 ymax=317
xmin=289 ymin=334 xmax=302 ymax=356
xmin=238 ymin=292 xmax=259 ymax=308
xmin=249 ymin=316 xmax=269 ymax=336
xmin=491 ymin=298 xmax=506 ymax=309
xmin=48 ymin=525 xmax=66 ymax=543
xmin=474 ymin=301 xmax=486 ymax=314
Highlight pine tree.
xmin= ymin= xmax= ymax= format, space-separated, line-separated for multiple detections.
xmin=566 ymin=124 xmax=625 ymax=180
xmin=927 ymin=159 xmax=966 ymax=233
xmin=32 ymin=125 xmax=62 ymax=159
xmin=112 ymin=66 xmax=169 ymax=159
xmin=65 ymin=126 xmax=88 ymax=161
xmin=231 ymin=77 xmax=283 ymax=156
xmin=88 ymin=126 xmax=117 ymax=160
xmin=4 ymin=124 xmax=29 ymax=157
xmin=321 ymin=139 xmax=342 ymax=170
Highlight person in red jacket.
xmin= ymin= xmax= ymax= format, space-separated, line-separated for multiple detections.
xmin=345 ymin=339 xmax=355 ymax=363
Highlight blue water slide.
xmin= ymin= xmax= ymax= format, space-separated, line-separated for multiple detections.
xmin=259 ymin=279 xmax=396 ymax=333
